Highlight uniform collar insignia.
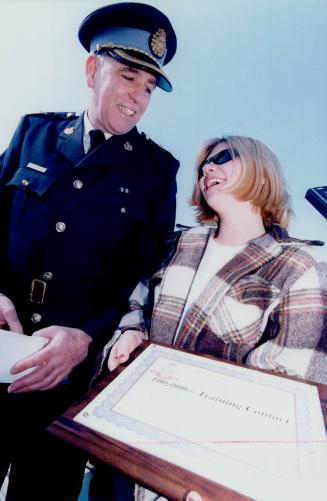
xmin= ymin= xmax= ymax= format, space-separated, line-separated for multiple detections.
xmin=124 ymin=141 xmax=133 ymax=151
xmin=64 ymin=127 xmax=75 ymax=135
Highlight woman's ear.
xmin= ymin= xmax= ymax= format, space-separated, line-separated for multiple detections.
xmin=85 ymin=53 xmax=97 ymax=89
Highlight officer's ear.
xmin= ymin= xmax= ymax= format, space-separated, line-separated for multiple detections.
xmin=85 ymin=53 xmax=97 ymax=89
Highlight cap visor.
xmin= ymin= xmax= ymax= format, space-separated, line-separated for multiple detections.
xmin=104 ymin=47 xmax=173 ymax=92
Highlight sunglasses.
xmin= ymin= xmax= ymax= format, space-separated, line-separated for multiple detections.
xmin=202 ymin=148 xmax=239 ymax=168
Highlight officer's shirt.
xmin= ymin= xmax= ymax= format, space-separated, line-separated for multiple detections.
xmin=83 ymin=111 xmax=112 ymax=154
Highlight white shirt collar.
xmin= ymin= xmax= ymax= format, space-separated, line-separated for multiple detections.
xmin=83 ymin=111 xmax=112 ymax=153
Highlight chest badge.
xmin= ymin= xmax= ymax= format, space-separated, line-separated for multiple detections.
xmin=64 ymin=127 xmax=75 ymax=135
xmin=26 ymin=162 xmax=47 ymax=173
xmin=124 ymin=141 xmax=133 ymax=151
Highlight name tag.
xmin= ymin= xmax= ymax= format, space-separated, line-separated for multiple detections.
xmin=26 ymin=162 xmax=47 ymax=173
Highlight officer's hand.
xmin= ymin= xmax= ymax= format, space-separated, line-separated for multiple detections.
xmin=8 ymin=325 xmax=92 ymax=393
xmin=108 ymin=329 xmax=145 ymax=371
xmin=0 ymin=294 xmax=23 ymax=333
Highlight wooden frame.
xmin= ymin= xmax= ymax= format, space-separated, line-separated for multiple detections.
xmin=48 ymin=342 xmax=327 ymax=501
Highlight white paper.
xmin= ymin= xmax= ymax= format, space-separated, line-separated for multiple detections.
xmin=0 ymin=329 xmax=48 ymax=383
xmin=75 ymin=344 xmax=327 ymax=500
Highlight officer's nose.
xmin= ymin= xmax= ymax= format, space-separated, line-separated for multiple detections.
xmin=129 ymin=85 xmax=146 ymax=106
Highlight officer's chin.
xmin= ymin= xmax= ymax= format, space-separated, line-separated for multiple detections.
xmin=107 ymin=121 xmax=137 ymax=135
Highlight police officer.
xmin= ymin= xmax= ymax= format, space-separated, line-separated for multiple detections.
xmin=0 ymin=3 xmax=178 ymax=500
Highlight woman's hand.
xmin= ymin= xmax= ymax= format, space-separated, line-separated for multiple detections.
xmin=108 ymin=329 xmax=145 ymax=371
xmin=185 ymin=491 xmax=203 ymax=501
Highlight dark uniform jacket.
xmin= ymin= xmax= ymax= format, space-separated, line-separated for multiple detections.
xmin=0 ymin=112 xmax=179 ymax=383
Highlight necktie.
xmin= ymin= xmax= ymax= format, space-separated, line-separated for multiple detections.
xmin=89 ymin=129 xmax=106 ymax=152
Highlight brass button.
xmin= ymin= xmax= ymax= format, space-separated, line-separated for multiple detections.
xmin=21 ymin=179 xmax=29 ymax=187
xmin=73 ymin=179 xmax=83 ymax=190
xmin=43 ymin=271 xmax=53 ymax=281
xmin=55 ymin=222 xmax=66 ymax=232
xmin=31 ymin=313 xmax=42 ymax=323
xmin=124 ymin=141 xmax=133 ymax=151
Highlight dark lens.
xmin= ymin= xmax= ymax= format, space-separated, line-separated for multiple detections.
xmin=200 ymin=148 xmax=239 ymax=176
xmin=203 ymin=148 xmax=239 ymax=167
xmin=212 ymin=149 xmax=233 ymax=165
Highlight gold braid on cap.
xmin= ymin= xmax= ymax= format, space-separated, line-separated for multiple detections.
xmin=109 ymin=48 xmax=172 ymax=87
xmin=96 ymin=42 xmax=162 ymax=68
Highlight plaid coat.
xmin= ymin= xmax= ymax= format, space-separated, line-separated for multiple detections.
xmin=112 ymin=224 xmax=327 ymax=385
xmin=104 ymin=225 xmax=327 ymax=501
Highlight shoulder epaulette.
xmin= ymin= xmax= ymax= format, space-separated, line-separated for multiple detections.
xmin=141 ymin=131 xmax=172 ymax=155
xmin=26 ymin=111 xmax=77 ymax=120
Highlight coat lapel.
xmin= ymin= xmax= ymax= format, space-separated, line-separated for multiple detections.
xmin=56 ymin=115 xmax=140 ymax=171
xmin=57 ymin=113 xmax=85 ymax=165
xmin=75 ymin=126 xmax=140 ymax=170
xmin=150 ymin=227 xmax=212 ymax=345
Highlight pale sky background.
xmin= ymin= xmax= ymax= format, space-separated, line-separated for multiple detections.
xmin=1 ymin=0 xmax=326 ymax=259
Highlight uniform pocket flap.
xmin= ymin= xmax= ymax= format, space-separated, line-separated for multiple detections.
xmin=5 ymin=165 xmax=57 ymax=196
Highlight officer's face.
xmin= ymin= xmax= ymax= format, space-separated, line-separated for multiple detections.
xmin=86 ymin=54 xmax=156 ymax=134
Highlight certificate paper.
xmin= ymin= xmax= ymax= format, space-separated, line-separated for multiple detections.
xmin=75 ymin=344 xmax=327 ymax=500
xmin=0 ymin=329 xmax=48 ymax=383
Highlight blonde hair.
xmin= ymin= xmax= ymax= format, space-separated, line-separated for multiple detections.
xmin=191 ymin=135 xmax=293 ymax=229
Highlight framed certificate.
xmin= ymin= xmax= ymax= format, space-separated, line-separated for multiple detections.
xmin=48 ymin=343 xmax=327 ymax=500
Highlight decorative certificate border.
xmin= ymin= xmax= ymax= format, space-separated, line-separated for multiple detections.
xmin=75 ymin=344 xmax=327 ymax=501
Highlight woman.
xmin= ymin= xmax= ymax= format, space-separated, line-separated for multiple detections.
xmin=107 ymin=135 xmax=327 ymax=384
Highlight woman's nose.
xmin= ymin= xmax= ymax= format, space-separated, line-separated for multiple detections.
xmin=202 ymin=162 xmax=216 ymax=174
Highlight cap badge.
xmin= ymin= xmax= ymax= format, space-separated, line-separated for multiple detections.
xmin=150 ymin=28 xmax=166 ymax=58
